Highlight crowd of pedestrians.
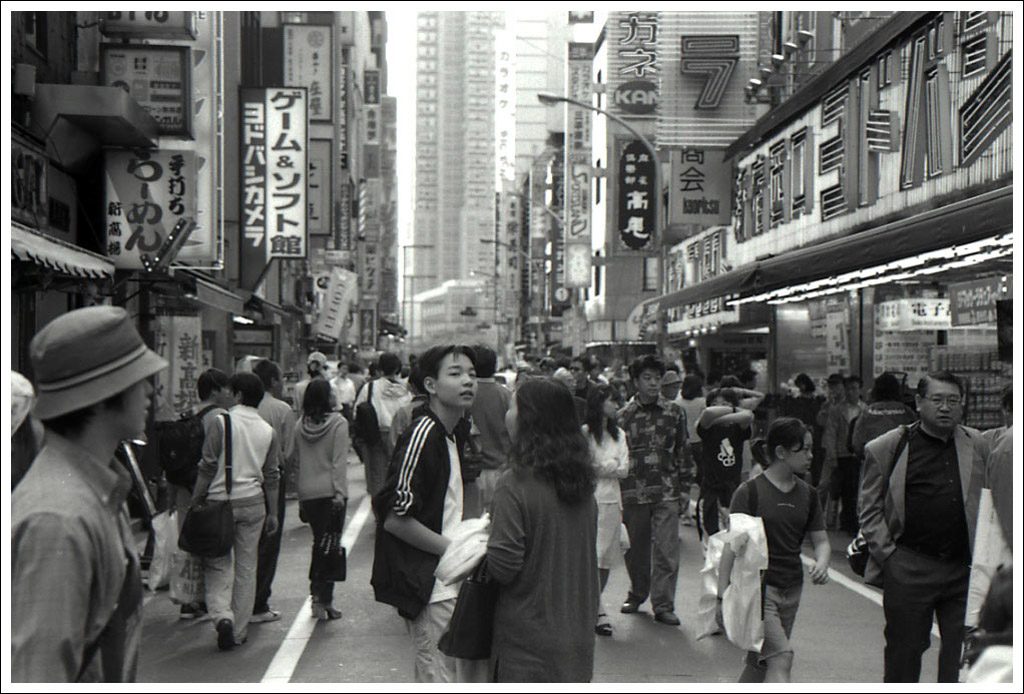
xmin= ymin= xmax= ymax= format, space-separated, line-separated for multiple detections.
xmin=10 ymin=305 xmax=1014 ymax=683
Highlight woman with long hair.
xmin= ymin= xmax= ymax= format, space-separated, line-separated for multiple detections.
xmin=293 ymin=379 xmax=349 ymax=620
xmin=717 ymin=417 xmax=830 ymax=682
xmin=486 ymin=379 xmax=599 ymax=682
xmin=584 ymin=384 xmax=629 ymax=637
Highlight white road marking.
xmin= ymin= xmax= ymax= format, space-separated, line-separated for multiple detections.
xmin=801 ymin=554 xmax=940 ymax=638
xmin=261 ymin=495 xmax=374 ymax=684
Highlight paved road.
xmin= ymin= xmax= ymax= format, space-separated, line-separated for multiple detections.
xmin=138 ymin=456 xmax=942 ymax=683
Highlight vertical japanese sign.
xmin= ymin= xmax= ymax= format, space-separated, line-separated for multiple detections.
xmin=359 ymin=308 xmax=377 ymax=350
xmin=358 ymin=179 xmax=383 ymax=303
xmin=826 ymin=301 xmax=851 ymax=374
xmin=669 ymin=148 xmax=732 ymax=227
xmin=364 ymin=70 xmax=381 ymax=147
xmin=336 ymin=50 xmax=349 ymax=170
xmin=618 ymin=140 xmax=656 ymax=251
xmin=495 ymin=30 xmax=517 ymax=183
xmin=610 ymin=12 xmax=659 ymax=120
xmin=314 ymin=267 xmax=359 ymax=340
xmin=283 ymin=24 xmax=332 ymax=122
xmin=308 ymin=139 xmax=331 ymax=236
xmin=151 ymin=315 xmax=203 ymax=420
xmin=565 ymin=42 xmax=594 ymax=288
xmin=239 ymin=87 xmax=308 ymax=287
xmin=105 ymin=150 xmax=198 ymax=269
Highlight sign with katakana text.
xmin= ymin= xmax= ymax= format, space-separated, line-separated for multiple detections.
xmin=105 ymin=149 xmax=198 ymax=269
xmin=315 ymin=267 xmax=359 ymax=341
xmin=564 ymin=42 xmax=594 ymax=288
xmin=284 ymin=24 xmax=332 ymax=122
xmin=609 ymin=12 xmax=659 ymax=120
xmin=239 ymin=87 xmax=308 ymax=280
xmin=618 ymin=140 xmax=657 ymax=251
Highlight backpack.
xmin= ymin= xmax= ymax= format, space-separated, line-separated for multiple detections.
xmin=352 ymin=380 xmax=382 ymax=445
xmin=154 ymin=405 xmax=219 ymax=490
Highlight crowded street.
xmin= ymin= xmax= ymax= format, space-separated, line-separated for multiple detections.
xmin=135 ymin=455 xmax=944 ymax=684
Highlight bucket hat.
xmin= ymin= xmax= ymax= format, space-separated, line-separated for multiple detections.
xmin=30 ymin=306 xmax=168 ymax=420
xmin=307 ymin=351 xmax=328 ymax=366
xmin=661 ymin=371 xmax=683 ymax=386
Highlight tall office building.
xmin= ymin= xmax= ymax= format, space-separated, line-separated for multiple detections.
xmin=409 ymin=11 xmax=503 ymax=301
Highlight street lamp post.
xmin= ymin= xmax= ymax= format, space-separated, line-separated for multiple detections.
xmin=537 ymin=92 xmax=665 ymax=351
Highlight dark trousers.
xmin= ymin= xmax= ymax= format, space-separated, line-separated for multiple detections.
xmin=837 ymin=456 xmax=861 ymax=533
xmin=254 ymin=473 xmax=286 ymax=613
xmin=300 ymin=497 xmax=346 ymax=605
xmin=882 ymin=546 xmax=970 ymax=683
xmin=699 ymin=481 xmax=738 ymax=538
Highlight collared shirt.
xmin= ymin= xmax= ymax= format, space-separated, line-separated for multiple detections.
xmin=618 ymin=396 xmax=688 ymax=505
xmin=12 ymin=435 xmax=142 ymax=682
xmin=900 ymin=428 xmax=971 ymax=562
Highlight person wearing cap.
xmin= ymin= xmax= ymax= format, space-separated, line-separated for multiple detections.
xmin=12 ymin=306 xmax=167 ymax=682
xmin=660 ymin=369 xmax=683 ymax=404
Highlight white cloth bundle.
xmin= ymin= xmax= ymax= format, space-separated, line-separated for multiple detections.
xmin=435 ymin=513 xmax=491 ymax=586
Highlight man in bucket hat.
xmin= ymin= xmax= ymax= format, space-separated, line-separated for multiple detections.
xmin=12 ymin=306 xmax=167 ymax=682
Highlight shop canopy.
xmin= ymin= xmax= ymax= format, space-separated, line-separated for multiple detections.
xmin=645 ymin=185 xmax=1012 ymax=314
xmin=12 ymin=224 xmax=115 ymax=280
xmin=174 ymin=269 xmax=246 ymax=315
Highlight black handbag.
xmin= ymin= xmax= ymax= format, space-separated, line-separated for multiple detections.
xmin=310 ymin=505 xmax=347 ymax=582
xmin=437 ymin=558 xmax=499 ymax=660
xmin=179 ymin=414 xmax=235 ymax=558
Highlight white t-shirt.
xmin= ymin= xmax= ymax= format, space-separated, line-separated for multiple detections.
xmin=429 ymin=435 xmax=465 ymax=603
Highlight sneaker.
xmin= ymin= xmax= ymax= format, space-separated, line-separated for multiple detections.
xmin=621 ymin=598 xmax=643 ymax=614
xmin=179 ymin=603 xmax=206 ymax=620
xmin=250 ymin=608 xmax=281 ymax=623
xmin=216 ymin=619 xmax=236 ymax=651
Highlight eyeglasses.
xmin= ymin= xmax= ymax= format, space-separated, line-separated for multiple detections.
xmin=925 ymin=395 xmax=964 ymax=408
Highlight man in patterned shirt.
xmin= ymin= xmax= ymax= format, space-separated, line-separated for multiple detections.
xmin=618 ymin=355 xmax=691 ymax=626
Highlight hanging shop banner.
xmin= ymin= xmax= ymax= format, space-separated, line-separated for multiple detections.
xmin=825 ymin=301 xmax=851 ymax=374
xmin=315 ymin=267 xmax=359 ymax=341
xmin=609 ymin=12 xmax=659 ymax=119
xmin=101 ymin=44 xmax=192 ymax=137
xmin=100 ymin=11 xmax=197 ymax=39
xmin=564 ymin=42 xmax=594 ymax=288
xmin=950 ymin=276 xmax=1012 ymax=326
xmin=336 ymin=50 xmax=349 ymax=171
xmin=105 ymin=150 xmax=198 ymax=270
xmin=239 ymin=87 xmax=308 ymax=285
xmin=308 ymin=139 xmax=331 ymax=236
xmin=151 ymin=315 xmax=203 ymax=421
xmin=359 ymin=308 xmax=378 ymax=350
xmin=283 ymin=24 xmax=332 ymax=122
xmin=618 ymin=139 xmax=657 ymax=251
xmin=669 ymin=148 xmax=732 ymax=228
xmin=876 ymin=299 xmax=951 ymax=332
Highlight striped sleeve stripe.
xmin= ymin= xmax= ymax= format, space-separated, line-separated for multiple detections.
xmin=393 ymin=418 xmax=435 ymax=515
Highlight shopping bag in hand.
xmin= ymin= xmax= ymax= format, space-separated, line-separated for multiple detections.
xmin=310 ymin=506 xmax=347 ymax=582
xmin=146 ymin=510 xmax=178 ymax=590
xmin=169 ymin=551 xmax=205 ymax=605
xmin=438 ymin=558 xmax=499 ymax=660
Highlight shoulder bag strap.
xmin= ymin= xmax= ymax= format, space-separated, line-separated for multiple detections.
xmin=223 ymin=413 xmax=233 ymax=497
xmin=748 ymin=477 xmax=759 ymax=516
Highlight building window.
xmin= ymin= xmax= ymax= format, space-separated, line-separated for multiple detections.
xmin=642 ymin=257 xmax=660 ymax=292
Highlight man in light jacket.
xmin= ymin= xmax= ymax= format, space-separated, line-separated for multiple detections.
xmin=858 ymin=371 xmax=990 ymax=683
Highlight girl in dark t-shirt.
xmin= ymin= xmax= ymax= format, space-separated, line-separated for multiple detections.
xmin=717 ymin=417 xmax=831 ymax=683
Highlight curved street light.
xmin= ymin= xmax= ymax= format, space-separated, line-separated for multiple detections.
xmin=537 ymin=92 xmax=661 ymax=245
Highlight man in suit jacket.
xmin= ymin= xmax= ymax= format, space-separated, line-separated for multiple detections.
xmin=859 ymin=371 xmax=990 ymax=683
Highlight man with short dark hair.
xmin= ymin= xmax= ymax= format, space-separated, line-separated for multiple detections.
xmin=353 ymin=351 xmax=412 ymax=495
xmin=250 ymin=360 xmax=296 ymax=624
xmin=859 ymin=371 xmax=991 ymax=682
xmin=619 ymin=355 xmax=689 ymax=626
xmin=13 ymin=306 xmax=167 ymax=681
xmin=470 ymin=345 xmax=512 ymax=511
xmin=827 ymin=375 xmax=866 ymax=533
xmin=191 ymin=372 xmax=281 ymax=651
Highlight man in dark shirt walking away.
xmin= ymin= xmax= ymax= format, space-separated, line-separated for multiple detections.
xmin=859 ymin=371 xmax=990 ymax=683
xmin=470 ymin=345 xmax=512 ymax=512
xmin=618 ymin=355 xmax=689 ymax=627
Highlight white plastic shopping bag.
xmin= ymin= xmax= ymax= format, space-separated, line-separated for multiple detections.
xmin=697 ymin=529 xmax=729 ymax=640
xmin=721 ymin=512 xmax=769 ymax=653
xmin=169 ymin=550 xmax=205 ymax=605
xmin=146 ymin=510 xmax=177 ymax=591
xmin=965 ymin=489 xmax=1011 ymax=628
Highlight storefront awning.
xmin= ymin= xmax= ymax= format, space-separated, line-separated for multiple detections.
xmin=33 ymin=84 xmax=159 ymax=149
xmin=174 ymin=269 xmax=245 ymax=314
xmin=12 ymin=225 xmax=115 ymax=279
xmin=648 ymin=185 xmax=1012 ymax=313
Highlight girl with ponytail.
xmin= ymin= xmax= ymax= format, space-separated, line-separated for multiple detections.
xmin=717 ymin=417 xmax=831 ymax=683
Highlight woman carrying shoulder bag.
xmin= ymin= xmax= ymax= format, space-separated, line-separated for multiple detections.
xmin=293 ymin=380 xmax=350 ymax=620
xmin=486 ymin=379 xmax=599 ymax=682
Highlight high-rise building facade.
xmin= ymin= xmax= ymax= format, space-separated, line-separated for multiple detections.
xmin=410 ymin=11 xmax=502 ymax=307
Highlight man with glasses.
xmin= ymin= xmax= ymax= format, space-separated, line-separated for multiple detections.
xmin=858 ymin=371 xmax=991 ymax=683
